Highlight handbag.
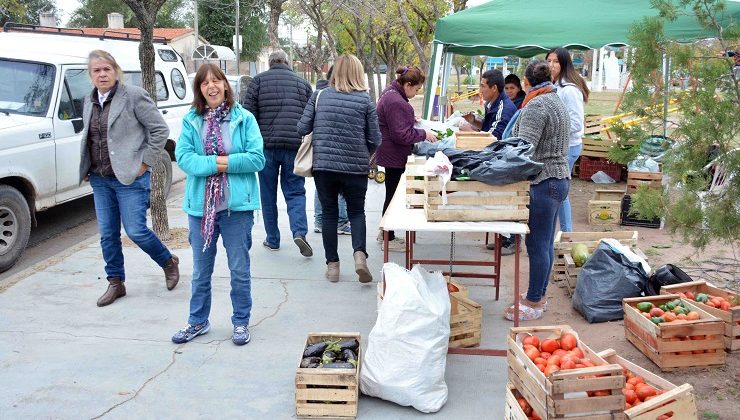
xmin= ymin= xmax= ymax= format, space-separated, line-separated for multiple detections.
xmin=294 ymin=89 xmax=323 ymax=177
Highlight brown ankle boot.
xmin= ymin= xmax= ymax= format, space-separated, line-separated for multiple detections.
xmin=353 ymin=251 xmax=372 ymax=283
xmin=326 ymin=261 xmax=340 ymax=282
xmin=163 ymin=255 xmax=180 ymax=290
xmin=97 ymin=278 xmax=126 ymax=307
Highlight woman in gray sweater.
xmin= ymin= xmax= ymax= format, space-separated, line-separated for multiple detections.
xmin=505 ymin=60 xmax=570 ymax=321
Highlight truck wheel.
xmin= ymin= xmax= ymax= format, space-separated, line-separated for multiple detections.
xmin=159 ymin=150 xmax=173 ymax=198
xmin=0 ymin=185 xmax=31 ymax=273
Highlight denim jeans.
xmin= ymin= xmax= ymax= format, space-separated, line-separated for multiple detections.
xmin=525 ymin=177 xmax=570 ymax=302
xmin=313 ymin=171 xmax=368 ymax=263
xmin=188 ymin=211 xmax=254 ymax=326
xmin=558 ymin=143 xmax=582 ymax=232
xmin=314 ymin=190 xmax=348 ymax=227
xmin=258 ymin=148 xmax=308 ymax=247
xmin=89 ymin=172 xmax=172 ymax=281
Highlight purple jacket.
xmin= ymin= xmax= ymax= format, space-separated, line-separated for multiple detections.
xmin=376 ymin=81 xmax=426 ymax=168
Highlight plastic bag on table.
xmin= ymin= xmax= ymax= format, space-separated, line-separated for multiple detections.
xmin=423 ymin=151 xmax=452 ymax=204
xmin=572 ymin=239 xmax=650 ymax=323
xmin=414 ymin=137 xmax=456 ymax=157
xmin=645 ymin=264 xmax=694 ymax=296
xmin=591 ymin=170 xmax=616 ymax=183
xmin=443 ymin=137 xmax=543 ymax=184
xmin=360 ymin=264 xmax=450 ymax=413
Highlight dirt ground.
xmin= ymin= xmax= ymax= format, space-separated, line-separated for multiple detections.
xmin=535 ymin=178 xmax=738 ymax=420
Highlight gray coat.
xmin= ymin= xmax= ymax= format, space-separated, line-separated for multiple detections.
xmin=79 ymin=83 xmax=169 ymax=185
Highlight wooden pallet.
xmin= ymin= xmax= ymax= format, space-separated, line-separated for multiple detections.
xmin=563 ymin=254 xmax=581 ymax=296
xmin=623 ymin=295 xmax=725 ymax=371
xmin=551 ymin=230 xmax=639 ymax=283
xmin=450 ymin=294 xmax=482 ymax=348
xmin=581 ymin=137 xmax=618 ymax=158
xmin=295 ymin=333 xmax=361 ymax=419
xmin=660 ymin=280 xmax=740 ymax=353
xmin=423 ymin=177 xmax=530 ymax=222
xmin=455 ymin=131 xmax=496 ymax=150
xmin=598 ymin=349 xmax=698 ymax=419
xmin=626 ymin=171 xmax=662 ymax=193
xmin=508 ymin=325 xmax=625 ymax=419
xmin=588 ymin=190 xmax=624 ymax=226
xmin=405 ymin=156 xmax=427 ymax=209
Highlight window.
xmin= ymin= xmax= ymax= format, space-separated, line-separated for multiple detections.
xmin=157 ymin=49 xmax=178 ymax=62
xmin=123 ymin=71 xmax=168 ymax=101
xmin=171 ymin=68 xmax=187 ymax=99
xmin=58 ymin=69 xmax=92 ymax=120
xmin=0 ymin=59 xmax=55 ymax=116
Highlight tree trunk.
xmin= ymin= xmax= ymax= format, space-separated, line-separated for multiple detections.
xmin=268 ymin=0 xmax=286 ymax=48
xmin=397 ymin=0 xmax=428 ymax=71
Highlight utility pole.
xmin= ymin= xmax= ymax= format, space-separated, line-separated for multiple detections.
xmin=234 ymin=0 xmax=240 ymax=75
xmin=194 ymin=0 xmax=199 ymax=51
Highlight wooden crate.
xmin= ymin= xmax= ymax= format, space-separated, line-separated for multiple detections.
xmin=508 ymin=325 xmax=625 ymax=419
xmin=551 ymin=231 xmax=638 ymax=282
xmin=597 ymin=349 xmax=698 ymax=420
xmin=505 ymin=383 xmax=542 ymax=420
xmin=626 ymin=171 xmax=662 ymax=193
xmin=623 ymin=295 xmax=725 ymax=371
xmin=581 ymin=137 xmax=618 ymax=158
xmin=377 ymin=279 xmax=478 ymax=348
xmin=583 ymin=115 xmax=606 ymax=136
xmin=423 ymin=177 xmax=530 ymax=222
xmin=295 ymin=333 xmax=361 ymax=419
xmin=405 ymin=156 xmax=427 ymax=208
xmin=588 ymin=190 xmax=624 ymax=226
xmin=563 ymin=253 xmax=580 ymax=296
xmin=455 ymin=131 xmax=496 ymax=150
xmin=449 ymin=294 xmax=482 ymax=348
xmin=660 ymin=280 xmax=740 ymax=353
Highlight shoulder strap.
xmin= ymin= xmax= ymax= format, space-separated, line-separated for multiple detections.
xmin=315 ymin=89 xmax=323 ymax=111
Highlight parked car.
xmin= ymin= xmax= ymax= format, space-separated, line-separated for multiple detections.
xmin=188 ymin=72 xmax=252 ymax=105
xmin=0 ymin=23 xmax=194 ymax=272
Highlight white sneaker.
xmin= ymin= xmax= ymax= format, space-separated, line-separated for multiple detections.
xmin=381 ymin=238 xmax=405 ymax=252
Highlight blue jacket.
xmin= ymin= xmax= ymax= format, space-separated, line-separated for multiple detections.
xmin=482 ymin=93 xmax=517 ymax=139
xmin=175 ymin=103 xmax=266 ymax=216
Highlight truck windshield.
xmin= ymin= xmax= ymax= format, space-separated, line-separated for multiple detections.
xmin=0 ymin=59 xmax=55 ymax=116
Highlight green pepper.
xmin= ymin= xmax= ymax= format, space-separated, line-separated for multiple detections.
xmin=659 ymin=304 xmax=668 ymax=312
xmin=695 ymin=293 xmax=709 ymax=303
xmin=651 ymin=317 xmax=664 ymax=324
xmin=636 ymin=302 xmax=654 ymax=313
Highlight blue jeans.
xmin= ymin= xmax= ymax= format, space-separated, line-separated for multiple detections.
xmin=188 ymin=211 xmax=254 ymax=326
xmin=525 ymin=178 xmax=569 ymax=302
xmin=314 ymin=190 xmax=348 ymax=227
xmin=558 ymin=144 xmax=582 ymax=232
xmin=90 ymin=172 xmax=172 ymax=281
xmin=258 ymin=148 xmax=308 ymax=247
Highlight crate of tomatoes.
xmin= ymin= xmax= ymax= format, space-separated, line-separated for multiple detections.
xmin=505 ymin=383 xmax=542 ymax=420
xmin=508 ymin=325 xmax=626 ymax=419
xmin=660 ymin=280 xmax=740 ymax=353
xmin=598 ymin=349 xmax=698 ymax=419
xmin=623 ymin=295 xmax=725 ymax=371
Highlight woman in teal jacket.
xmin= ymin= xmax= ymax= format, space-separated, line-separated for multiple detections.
xmin=172 ymin=64 xmax=265 ymax=346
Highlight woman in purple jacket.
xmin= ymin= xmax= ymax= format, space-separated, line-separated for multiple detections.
xmin=376 ymin=66 xmax=437 ymax=251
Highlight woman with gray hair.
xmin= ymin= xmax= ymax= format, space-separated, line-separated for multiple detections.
xmin=79 ymin=49 xmax=180 ymax=307
xmin=504 ymin=59 xmax=570 ymax=322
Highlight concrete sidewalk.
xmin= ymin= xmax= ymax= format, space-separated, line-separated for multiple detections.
xmin=0 ymin=178 xmax=524 ymax=419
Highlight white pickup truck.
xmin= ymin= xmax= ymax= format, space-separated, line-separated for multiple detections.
xmin=0 ymin=24 xmax=194 ymax=272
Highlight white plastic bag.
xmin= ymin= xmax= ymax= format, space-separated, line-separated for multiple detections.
xmin=591 ymin=170 xmax=616 ymax=183
xmin=360 ymin=264 xmax=450 ymax=413
xmin=423 ymin=151 xmax=453 ymax=204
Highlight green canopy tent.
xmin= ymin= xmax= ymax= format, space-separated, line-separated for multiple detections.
xmin=424 ymin=0 xmax=740 ymax=118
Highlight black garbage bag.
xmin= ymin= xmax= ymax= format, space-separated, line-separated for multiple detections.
xmin=572 ymin=242 xmax=649 ymax=323
xmin=443 ymin=137 xmax=543 ymax=185
xmin=645 ymin=264 xmax=693 ymax=296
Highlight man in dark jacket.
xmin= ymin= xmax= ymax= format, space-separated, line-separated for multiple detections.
xmin=245 ymin=50 xmax=314 ymax=257
xmin=460 ymin=69 xmax=517 ymax=140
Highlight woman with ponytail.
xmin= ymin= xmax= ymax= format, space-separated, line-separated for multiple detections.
xmin=546 ymin=48 xmax=589 ymax=232
xmin=173 ymin=63 xmax=265 ymax=346
xmin=375 ymin=65 xmax=437 ymax=251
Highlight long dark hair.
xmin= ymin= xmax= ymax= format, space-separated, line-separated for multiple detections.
xmin=547 ymin=48 xmax=589 ymax=103
xmin=192 ymin=63 xmax=235 ymax=115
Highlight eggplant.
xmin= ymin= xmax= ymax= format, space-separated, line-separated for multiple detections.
xmin=304 ymin=342 xmax=328 ymax=358
xmin=300 ymin=357 xmax=321 ymax=368
xmin=321 ymin=362 xmax=355 ymax=369
xmin=321 ymin=351 xmax=337 ymax=364
xmin=307 ymin=363 xmax=320 ymax=368
xmin=337 ymin=338 xmax=359 ymax=352
xmin=341 ymin=349 xmax=357 ymax=362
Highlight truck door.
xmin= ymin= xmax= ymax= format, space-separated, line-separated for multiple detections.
xmin=53 ymin=65 xmax=93 ymax=203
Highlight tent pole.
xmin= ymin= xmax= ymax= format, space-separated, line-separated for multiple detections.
xmin=423 ymin=42 xmax=444 ymax=120
xmin=439 ymin=51 xmax=453 ymax=122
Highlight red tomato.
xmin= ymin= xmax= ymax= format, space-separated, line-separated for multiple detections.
xmin=560 ymin=333 xmax=578 ymax=351
xmin=561 ymin=359 xmax=576 ymax=370
xmin=570 ymin=347 xmax=585 ymax=359
xmin=543 ymin=364 xmax=560 ymax=377
xmin=539 ymin=352 xmax=551 ymax=360
xmin=546 ymin=355 xmax=561 ymax=366
xmin=523 ymin=335 xmax=540 ymax=348
xmin=623 ymin=389 xmax=637 ymax=404
xmin=540 ymin=339 xmax=560 ymax=353
xmin=525 ymin=346 xmax=541 ymax=361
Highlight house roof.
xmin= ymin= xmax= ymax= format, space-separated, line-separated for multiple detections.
xmin=74 ymin=27 xmax=195 ymax=42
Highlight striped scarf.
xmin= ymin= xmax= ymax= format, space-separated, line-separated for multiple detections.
xmin=201 ymin=101 xmax=230 ymax=250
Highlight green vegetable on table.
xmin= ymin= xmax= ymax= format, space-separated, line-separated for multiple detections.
xmin=432 ymin=128 xmax=454 ymax=140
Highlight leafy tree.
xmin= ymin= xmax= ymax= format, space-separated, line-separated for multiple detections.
xmin=1 ymin=0 xmax=57 ymax=26
xmin=68 ymin=0 xmax=189 ymax=28
xmin=197 ymin=0 xmax=268 ymax=61
xmin=615 ymin=0 xmax=739 ymax=249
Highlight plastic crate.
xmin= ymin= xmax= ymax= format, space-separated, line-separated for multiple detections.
xmin=578 ymin=156 xmax=626 ymax=181
xmin=621 ymin=194 xmax=661 ymax=228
